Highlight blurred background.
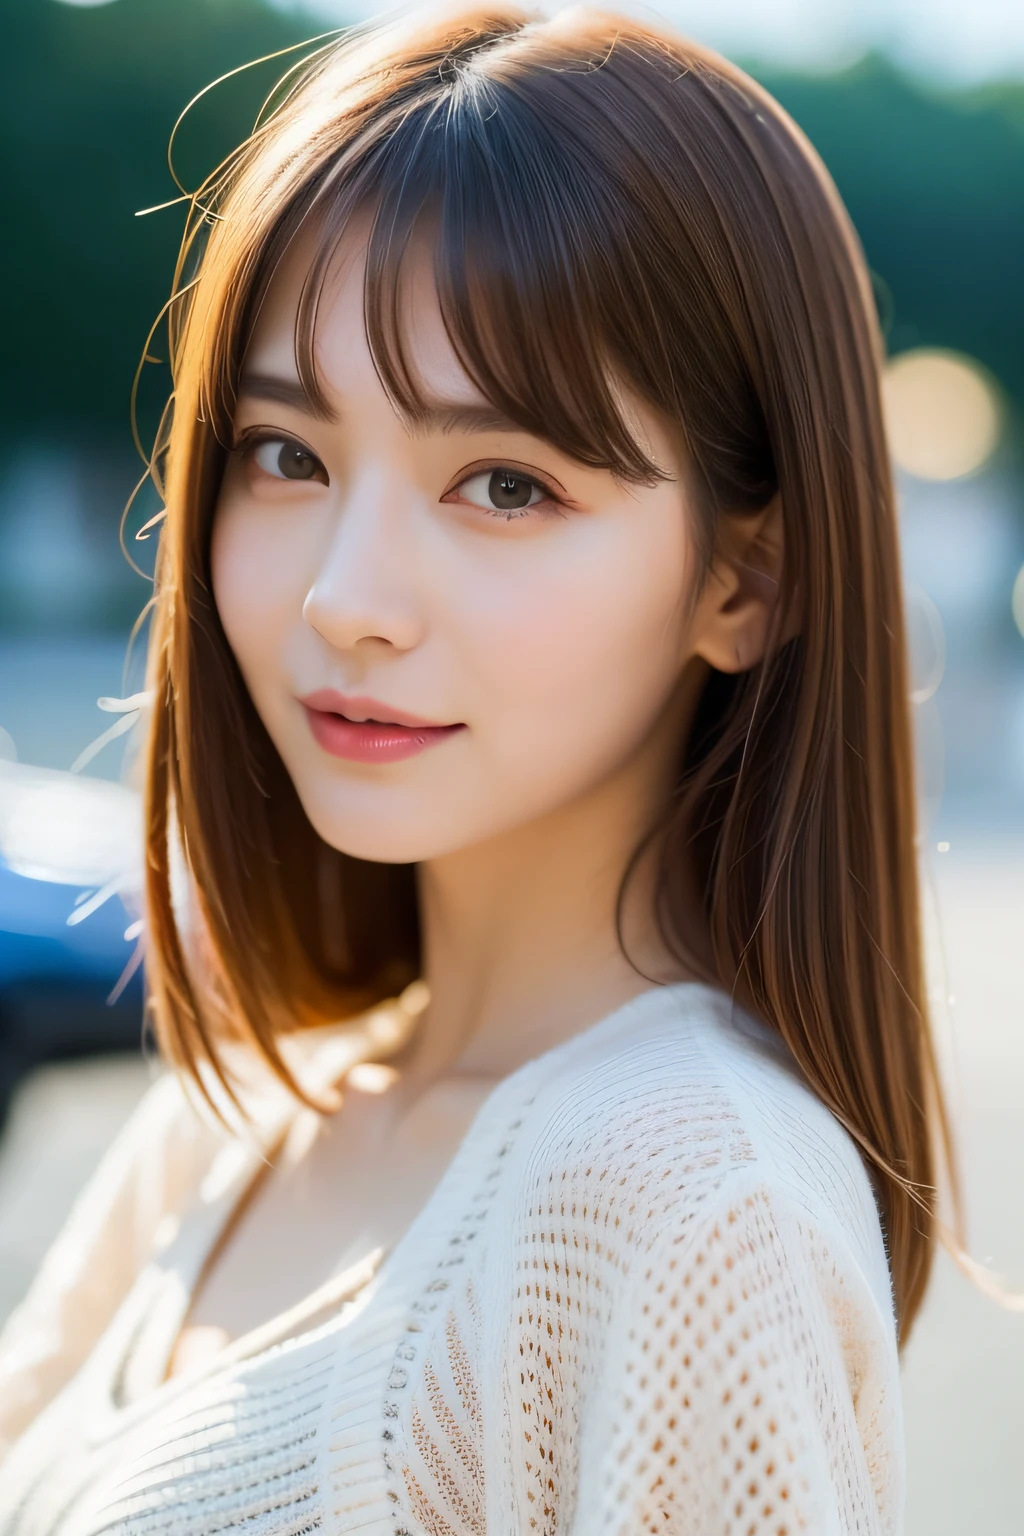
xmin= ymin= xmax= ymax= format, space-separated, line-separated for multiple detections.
xmin=0 ymin=0 xmax=1022 ymax=1527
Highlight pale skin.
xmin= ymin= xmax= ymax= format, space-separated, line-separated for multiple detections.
xmin=167 ymin=223 xmax=785 ymax=1378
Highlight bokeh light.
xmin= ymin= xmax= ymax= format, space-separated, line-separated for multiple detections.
xmin=905 ymin=584 xmax=946 ymax=704
xmin=0 ymin=762 xmax=140 ymax=888
xmin=883 ymin=348 xmax=1002 ymax=481
xmin=1012 ymin=563 xmax=1024 ymax=642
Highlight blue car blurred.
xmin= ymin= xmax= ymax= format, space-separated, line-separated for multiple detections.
xmin=0 ymin=763 xmax=144 ymax=1129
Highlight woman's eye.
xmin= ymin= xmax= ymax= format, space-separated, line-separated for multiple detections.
xmin=251 ymin=437 xmax=327 ymax=484
xmin=455 ymin=468 xmax=551 ymax=519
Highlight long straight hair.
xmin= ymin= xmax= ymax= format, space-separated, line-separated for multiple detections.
xmin=140 ymin=2 xmax=960 ymax=1345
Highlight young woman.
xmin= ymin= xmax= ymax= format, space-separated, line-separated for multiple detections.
xmin=0 ymin=4 xmax=960 ymax=1529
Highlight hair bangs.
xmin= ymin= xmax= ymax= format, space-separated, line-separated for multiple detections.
xmin=286 ymin=65 xmax=672 ymax=489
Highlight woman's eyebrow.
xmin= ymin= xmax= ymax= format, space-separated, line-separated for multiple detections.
xmin=403 ymin=402 xmax=531 ymax=439
xmin=236 ymin=371 xmax=337 ymax=423
xmin=236 ymin=370 xmax=532 ymax=439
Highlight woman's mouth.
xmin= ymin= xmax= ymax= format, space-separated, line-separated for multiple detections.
xmin=298 ymin=690 xmax=466 ymax=763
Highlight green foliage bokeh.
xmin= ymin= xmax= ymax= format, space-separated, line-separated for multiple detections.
xmin=1 ymin=0 xmax=335 ymax=439
xmin=3 ymin=0 xmax=1023 ymax=450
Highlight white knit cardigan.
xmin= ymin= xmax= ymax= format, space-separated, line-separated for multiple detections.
xmin=0 ymin=981 xmax=904 ymax=1534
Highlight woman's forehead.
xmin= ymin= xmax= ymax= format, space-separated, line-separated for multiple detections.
xmin=245 ymin=221 xmax=488 ymax=415
xmin=241 ymin=209 xmax=677 ymax=483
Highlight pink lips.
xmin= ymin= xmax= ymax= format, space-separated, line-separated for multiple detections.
xmin=298 ymin=690 xmax=466 ymax=763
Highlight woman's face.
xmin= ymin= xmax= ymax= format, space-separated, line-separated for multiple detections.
xmin=211 ymin=229 xmax=702 ymax=864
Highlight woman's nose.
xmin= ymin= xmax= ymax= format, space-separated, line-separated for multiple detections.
xmin=302 ymin=474 xmax=425 ymax=654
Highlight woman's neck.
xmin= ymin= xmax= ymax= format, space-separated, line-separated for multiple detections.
xmin=405 ymin=711 xmax=709 ymax=1092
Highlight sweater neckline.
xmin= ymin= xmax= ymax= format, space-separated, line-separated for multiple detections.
xmin=95 ymin=977 xmax=729 ymax=1437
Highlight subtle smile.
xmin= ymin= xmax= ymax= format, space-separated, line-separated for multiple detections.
xmin=298 ymin=690 xmax=467 ymax=763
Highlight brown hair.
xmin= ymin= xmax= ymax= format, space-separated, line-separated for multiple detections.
xmin=140 ymin=2 xmax=960 ymax=1345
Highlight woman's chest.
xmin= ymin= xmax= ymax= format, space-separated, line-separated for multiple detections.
xmin=0 ymin=1267 xmax=426 ymax=1536
xmin=0 ymin=1058 xmax=537 ymax=1536
xmin=175 ymin=1074 xmax=499 ymax=1358
xmin=0 ymin=1092 xmax=503 ymax=1536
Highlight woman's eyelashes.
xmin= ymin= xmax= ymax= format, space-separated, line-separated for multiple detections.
xmin=245 ymin=433 xmax=329 ymax=485
xmin=236 ymin=430 xmax=566 ymax=521
xmin=445 ymin=466 xmax=566 ymax=521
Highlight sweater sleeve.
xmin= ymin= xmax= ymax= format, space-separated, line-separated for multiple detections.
xmin=0 ymin=1070 xmax=211 ymax=1461
xmin=573 ymin=1173 xmax=904 ymax=1536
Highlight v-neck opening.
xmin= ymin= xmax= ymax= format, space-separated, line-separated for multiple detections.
xmin=98 ymin=977 xmax=726 ymax=1431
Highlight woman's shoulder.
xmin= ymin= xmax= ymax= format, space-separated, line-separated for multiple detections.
xmin=467 ymin=986 xmax=903 ymax=1532
xmin=0 ymin=1066 xmax=220 ymax=1457
xmin=511 ymin=982 xmax=892 ymax=1304
xmin=7 ymin=1066 xmax=219 ymax=1314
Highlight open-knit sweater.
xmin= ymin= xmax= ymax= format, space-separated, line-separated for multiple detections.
xmin=0 ymin=980 xmax=903 ymax=1534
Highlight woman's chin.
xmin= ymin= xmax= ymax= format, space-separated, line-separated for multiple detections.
xmin=304 ymin=807 xmax=468 ymax=867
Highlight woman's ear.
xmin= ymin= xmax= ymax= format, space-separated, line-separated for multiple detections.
xmin=690 ymin=494 xmax=792 ymax=674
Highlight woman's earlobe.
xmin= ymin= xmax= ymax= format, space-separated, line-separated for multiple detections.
xmin=692 ymin=496 xmax=787 ymax=674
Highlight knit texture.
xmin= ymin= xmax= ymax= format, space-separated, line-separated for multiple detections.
xmin=0 ymin=982 xmax=904 ymax=1534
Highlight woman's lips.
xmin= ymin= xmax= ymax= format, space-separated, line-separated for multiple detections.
xmin=298 ymin=690 xmax=466 ymax=763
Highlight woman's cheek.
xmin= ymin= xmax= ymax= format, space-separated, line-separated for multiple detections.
xmin=211 ymin=500 xmax=304 ymax=671
xmin=211 ymin=504 xmax=264 ymax=671
xmin=464 ymin=537 xmax=685 ymax=783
